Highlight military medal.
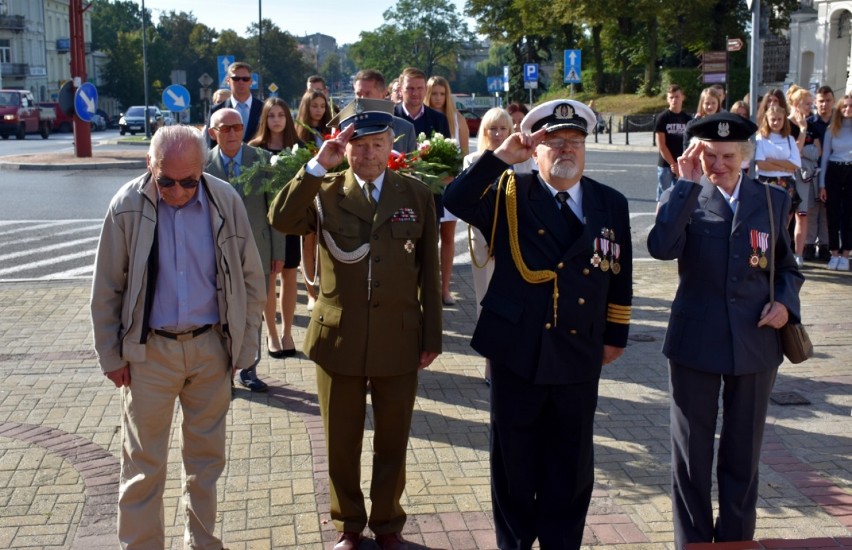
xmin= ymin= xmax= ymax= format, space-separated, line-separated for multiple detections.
xmin=749 ymin=230 xmax=760 ymax=268
xmin=758 ymin=232 xmax=769 ymax=268
xmin=611 ymin=243 xmax=621 ymax=274
xmin=599 ymin=239 xmax=610 ymax=272
xmin=591 ymin=238 xmax=602 ymax=267
xmin=404 ymin=239 xmax=414 ymax=253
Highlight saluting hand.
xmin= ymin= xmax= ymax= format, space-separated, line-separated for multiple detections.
xmin=493 ymin=128 xmax=548 ymax=166
xmin=677 ymin=140 xmax=705 ymax=183
xmin=315 ymin=124 xmax=355 ymax=171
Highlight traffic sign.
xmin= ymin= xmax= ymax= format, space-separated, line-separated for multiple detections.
xmin=163 ymin=84 xmax=190 ymax=112
xmin=74 ymin=82 xmax=98 ymax=122
xmin=726 ymin=38 xmax=744 ymax=52
xmin=564 ymin=49 xmax=582 ymax=84
xmin=198 ymin=72 xmax=214 ymax=88
xmin=523 ymin=63 xmax=539 ymax=82
xmin=487 ymin=76 xmax=503 ymax=93
xmin=217 ymin=55 xmax=235 ymax=88
xmin=251 ymin=73 xmax=259 ymax=91
xmin=701 ymin=50 xmax=728 ymax=84
xmin=503 ymin=65 xmax=510 ymax=92
xmin=268 ymin=82 xmax=279 ymax=93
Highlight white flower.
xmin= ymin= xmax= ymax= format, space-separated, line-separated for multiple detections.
xmin=432 ymin=132 xmax=445 ymax=140
xmin=291 ymin=144 xmax=300 ymax=153
xmin=270 ymin=154 xmax=280 ymax=166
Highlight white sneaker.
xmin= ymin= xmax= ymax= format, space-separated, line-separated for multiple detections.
xmin=794 ymin=255 xmax=804 ymax=269
xmin=839 ymin=257 xmax=850 ymax=271
xmin=828 ymin=256 xmax=840 ymax=270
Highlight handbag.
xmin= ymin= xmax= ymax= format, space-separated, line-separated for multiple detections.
xmin=765 ymin=183 xmax=813 ymax=363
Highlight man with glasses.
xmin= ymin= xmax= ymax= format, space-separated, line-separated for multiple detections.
xmin=91 ymin=125 xmax=266 ymax=548
xmin=206 ymin=107 xmax=283 ymax=392
xmin=209 ymin=60 xmax=261 ymax=145
xmin=444 ymin=99 xmax=633 ymax=550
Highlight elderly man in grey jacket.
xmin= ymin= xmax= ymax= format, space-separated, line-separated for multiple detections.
xmin=90 ymin=125 xmax=265 ymax=549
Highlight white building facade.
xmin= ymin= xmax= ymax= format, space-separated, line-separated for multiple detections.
xmin=787 ymin=0 xmax=852 ymax=94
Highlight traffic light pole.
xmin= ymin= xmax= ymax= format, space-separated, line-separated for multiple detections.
xmin=69 ymin=0 xmax=92 ymax=157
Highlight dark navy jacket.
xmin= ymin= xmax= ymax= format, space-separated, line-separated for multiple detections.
xmin=648 ymin=177 xmax=804 ymax=375
xmin=444 ymin=151 xmax=633 ymax=385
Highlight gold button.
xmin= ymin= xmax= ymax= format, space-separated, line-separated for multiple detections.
xmin=570 ymin=329 xmax=577 ymax=335
xmin=537 ymin=229 xmax=545 ymax=235
xmin=545 ymin=323 xmax=552 ymax=330
xmin=578 ymin=298 xmax=585 ymax=305
xmin=583 ymin=268 xmax=590 ymax=275
xmin=557 ymin=262 xmax=564 ymax=269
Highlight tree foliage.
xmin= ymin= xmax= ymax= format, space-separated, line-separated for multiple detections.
xmin=349 ymin=0 xmax=474 ymax=82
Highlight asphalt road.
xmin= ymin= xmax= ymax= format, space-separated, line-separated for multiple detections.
xmin=0 ymin=148 xmax=660 ymax=281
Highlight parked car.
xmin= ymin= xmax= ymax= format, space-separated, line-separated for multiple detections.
xmin=0 ymin=90 xmax=51 ymax=139
xmin=118 ymin=106 xmax=164 ymax=135
xmin=161 ymin=112 xmax=177 ymax=126
xmin=459 ymin=109 xmax=481 ymax=136
xmin=38 ymin=102 xmax=74 ymax=133
xmin=90 ymin=114 xmax=107 ymax=131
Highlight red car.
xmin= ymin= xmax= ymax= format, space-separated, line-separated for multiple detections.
xmin=460 ymin=109 xmax=481 ymax=136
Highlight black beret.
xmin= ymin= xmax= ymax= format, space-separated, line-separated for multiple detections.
xmin=686 ymin=112 xmax=757 ymax=141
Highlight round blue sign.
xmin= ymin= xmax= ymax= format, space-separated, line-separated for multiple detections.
xmin=163 ymin=85 xmax=191 ymax=112
xmin=74 ymin=83 xmax=98 ymax=122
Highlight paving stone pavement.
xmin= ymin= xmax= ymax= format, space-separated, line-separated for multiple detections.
xmin=0 ymin=256 xmax=851 ymax=549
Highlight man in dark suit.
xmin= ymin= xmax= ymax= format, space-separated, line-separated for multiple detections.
xmin=208 ymin=61 xmax=262 ymax=146
xmin=268 ymin=99 xmax=442 ymax=550
xmin=393 ymin=67 xmax=450 ymax=139
xmin=354 ymin=69 xmax=417 ymax=153
xmin=444 ymin=100 xmax=633 ymax=549
xmin=648 ymin=113 xmax=804 ymax=548
xmin=206 ymin=107 xmax=284 ymax=392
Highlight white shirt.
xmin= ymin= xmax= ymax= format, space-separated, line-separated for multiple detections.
xmin=541 ymin=177 xmax=584 ymax=222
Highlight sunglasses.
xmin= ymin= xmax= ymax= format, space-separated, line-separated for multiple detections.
xmin=155 ymin=176 xmax=200 ymax=189
xmin=229 ymin=75 xmax=251 ymax=82
xmin=211 ymin=123 xmax=244 ymax=134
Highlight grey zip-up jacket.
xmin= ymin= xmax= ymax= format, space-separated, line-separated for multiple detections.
xmin=91 ymin=172 xmax=266 ymax=373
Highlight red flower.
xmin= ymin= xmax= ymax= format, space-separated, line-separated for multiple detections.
xmin=387 ymin=150 xmax=410 ymax=171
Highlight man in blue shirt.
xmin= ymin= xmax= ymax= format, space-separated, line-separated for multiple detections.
xmin=91 ymin=125 xmax=266 ymax=548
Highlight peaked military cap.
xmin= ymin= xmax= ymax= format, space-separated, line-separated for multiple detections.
xmin=328 ymin=98 xmax=395 ymax=139
xmin=520 ymin=99 xmax=597 ymax=136
xmin=687 ymin=112 xmax=757 ymax=141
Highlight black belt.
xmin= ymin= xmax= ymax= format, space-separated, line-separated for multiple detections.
xmin=152 ymin=324 xmax=212 ymax=342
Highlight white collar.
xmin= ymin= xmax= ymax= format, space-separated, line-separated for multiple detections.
xmin=354 ymin=171 xmax=386 ymax=193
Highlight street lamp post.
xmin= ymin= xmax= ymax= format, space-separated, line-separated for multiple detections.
xmin=141 ymin=0 xmax=151 ymax=139
xmin=257 ymin=0 xmax=263 ymax=100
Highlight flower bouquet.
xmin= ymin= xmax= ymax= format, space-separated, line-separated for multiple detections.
xmin=234 ymin=129 xmax=349 ymax=195
xmin=388 ymin=132 xmax=463 ymax=194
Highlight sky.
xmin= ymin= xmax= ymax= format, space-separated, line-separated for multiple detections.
xmin=139 ymin=0 xmax=475 ymax=46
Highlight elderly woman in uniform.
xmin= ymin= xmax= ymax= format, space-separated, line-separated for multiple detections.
xmin=647 ymin=113 xmax=804 ymax=548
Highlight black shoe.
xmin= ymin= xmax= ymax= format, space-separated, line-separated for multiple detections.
xmin=803 ymin=244 xmax=816 ymax=260
xmin=818 ymin=246 xmax=832 ymax=261
xmin=268 ymin=348 xmax=287 ymax=359
xmin=238 ymin=369 xmax=269 ymax=392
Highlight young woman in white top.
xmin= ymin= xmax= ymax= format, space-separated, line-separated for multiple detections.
xmin=426 ymin=76 xmax=469 ymax=305
xmin=819 ymin=94 xmax=852 ymax=270
xmin=755 ymin=105 xmax=802 ymax=263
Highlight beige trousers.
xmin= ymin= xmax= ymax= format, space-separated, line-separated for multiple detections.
xmin=118 ymin=329 xmax=230 ymax=550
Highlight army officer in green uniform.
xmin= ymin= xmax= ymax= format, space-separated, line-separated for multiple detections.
xmin=268 ymin=98 xmax=441 ymax=550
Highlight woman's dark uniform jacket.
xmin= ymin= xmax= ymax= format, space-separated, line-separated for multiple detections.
xmin=648 ymin=176 xmax=804 ymax=373
xmin=443 ymin=151 xmax=633 ymax=384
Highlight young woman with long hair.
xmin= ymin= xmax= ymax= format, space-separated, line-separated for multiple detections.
xmin=819 ymin=94 xmax=852 ymax=270
xmin=248 ymin=97 xmax=303 ymax=357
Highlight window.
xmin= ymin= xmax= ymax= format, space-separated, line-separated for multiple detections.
xmin=0 ymin=39 xmax=11 ymax=64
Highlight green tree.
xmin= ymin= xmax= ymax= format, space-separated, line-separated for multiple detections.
xmin=244 ymin=19 xmax=312 ymax=102
xmin=349 ymin=0 xmax=474 ymax=80
xmin=90 ymin=0 xmax=144 ymax=52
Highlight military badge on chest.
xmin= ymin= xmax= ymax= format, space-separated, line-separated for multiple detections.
xmin=592 ymin=227 xmax=622 ymax=274
xmin=749 ymin=229 xmax=769 ymax=269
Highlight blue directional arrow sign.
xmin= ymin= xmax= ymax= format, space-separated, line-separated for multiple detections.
xmin=251 ymin=73 xmax=259 ymax=91
xmin=163 ymin=84 xmax=191 ymax=112
xmin=217 ymin=55 xmax=235 ymax=88
xmin=564 ymin=49 xmax=582 ymax=84
xmin=74 ymin=82 xmax=98 ymax=122
xmin=487 ymin=76 xmax=503 ymax=93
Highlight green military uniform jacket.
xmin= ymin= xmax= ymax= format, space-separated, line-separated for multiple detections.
xmin=268 ymin=166 xmax=442 ymax=376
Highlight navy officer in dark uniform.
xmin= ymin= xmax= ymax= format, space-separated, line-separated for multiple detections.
xmin=647 ymin=113 xmax=804 ymax=548
xmin=444 ymin=99 xmax=633 ymax=549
